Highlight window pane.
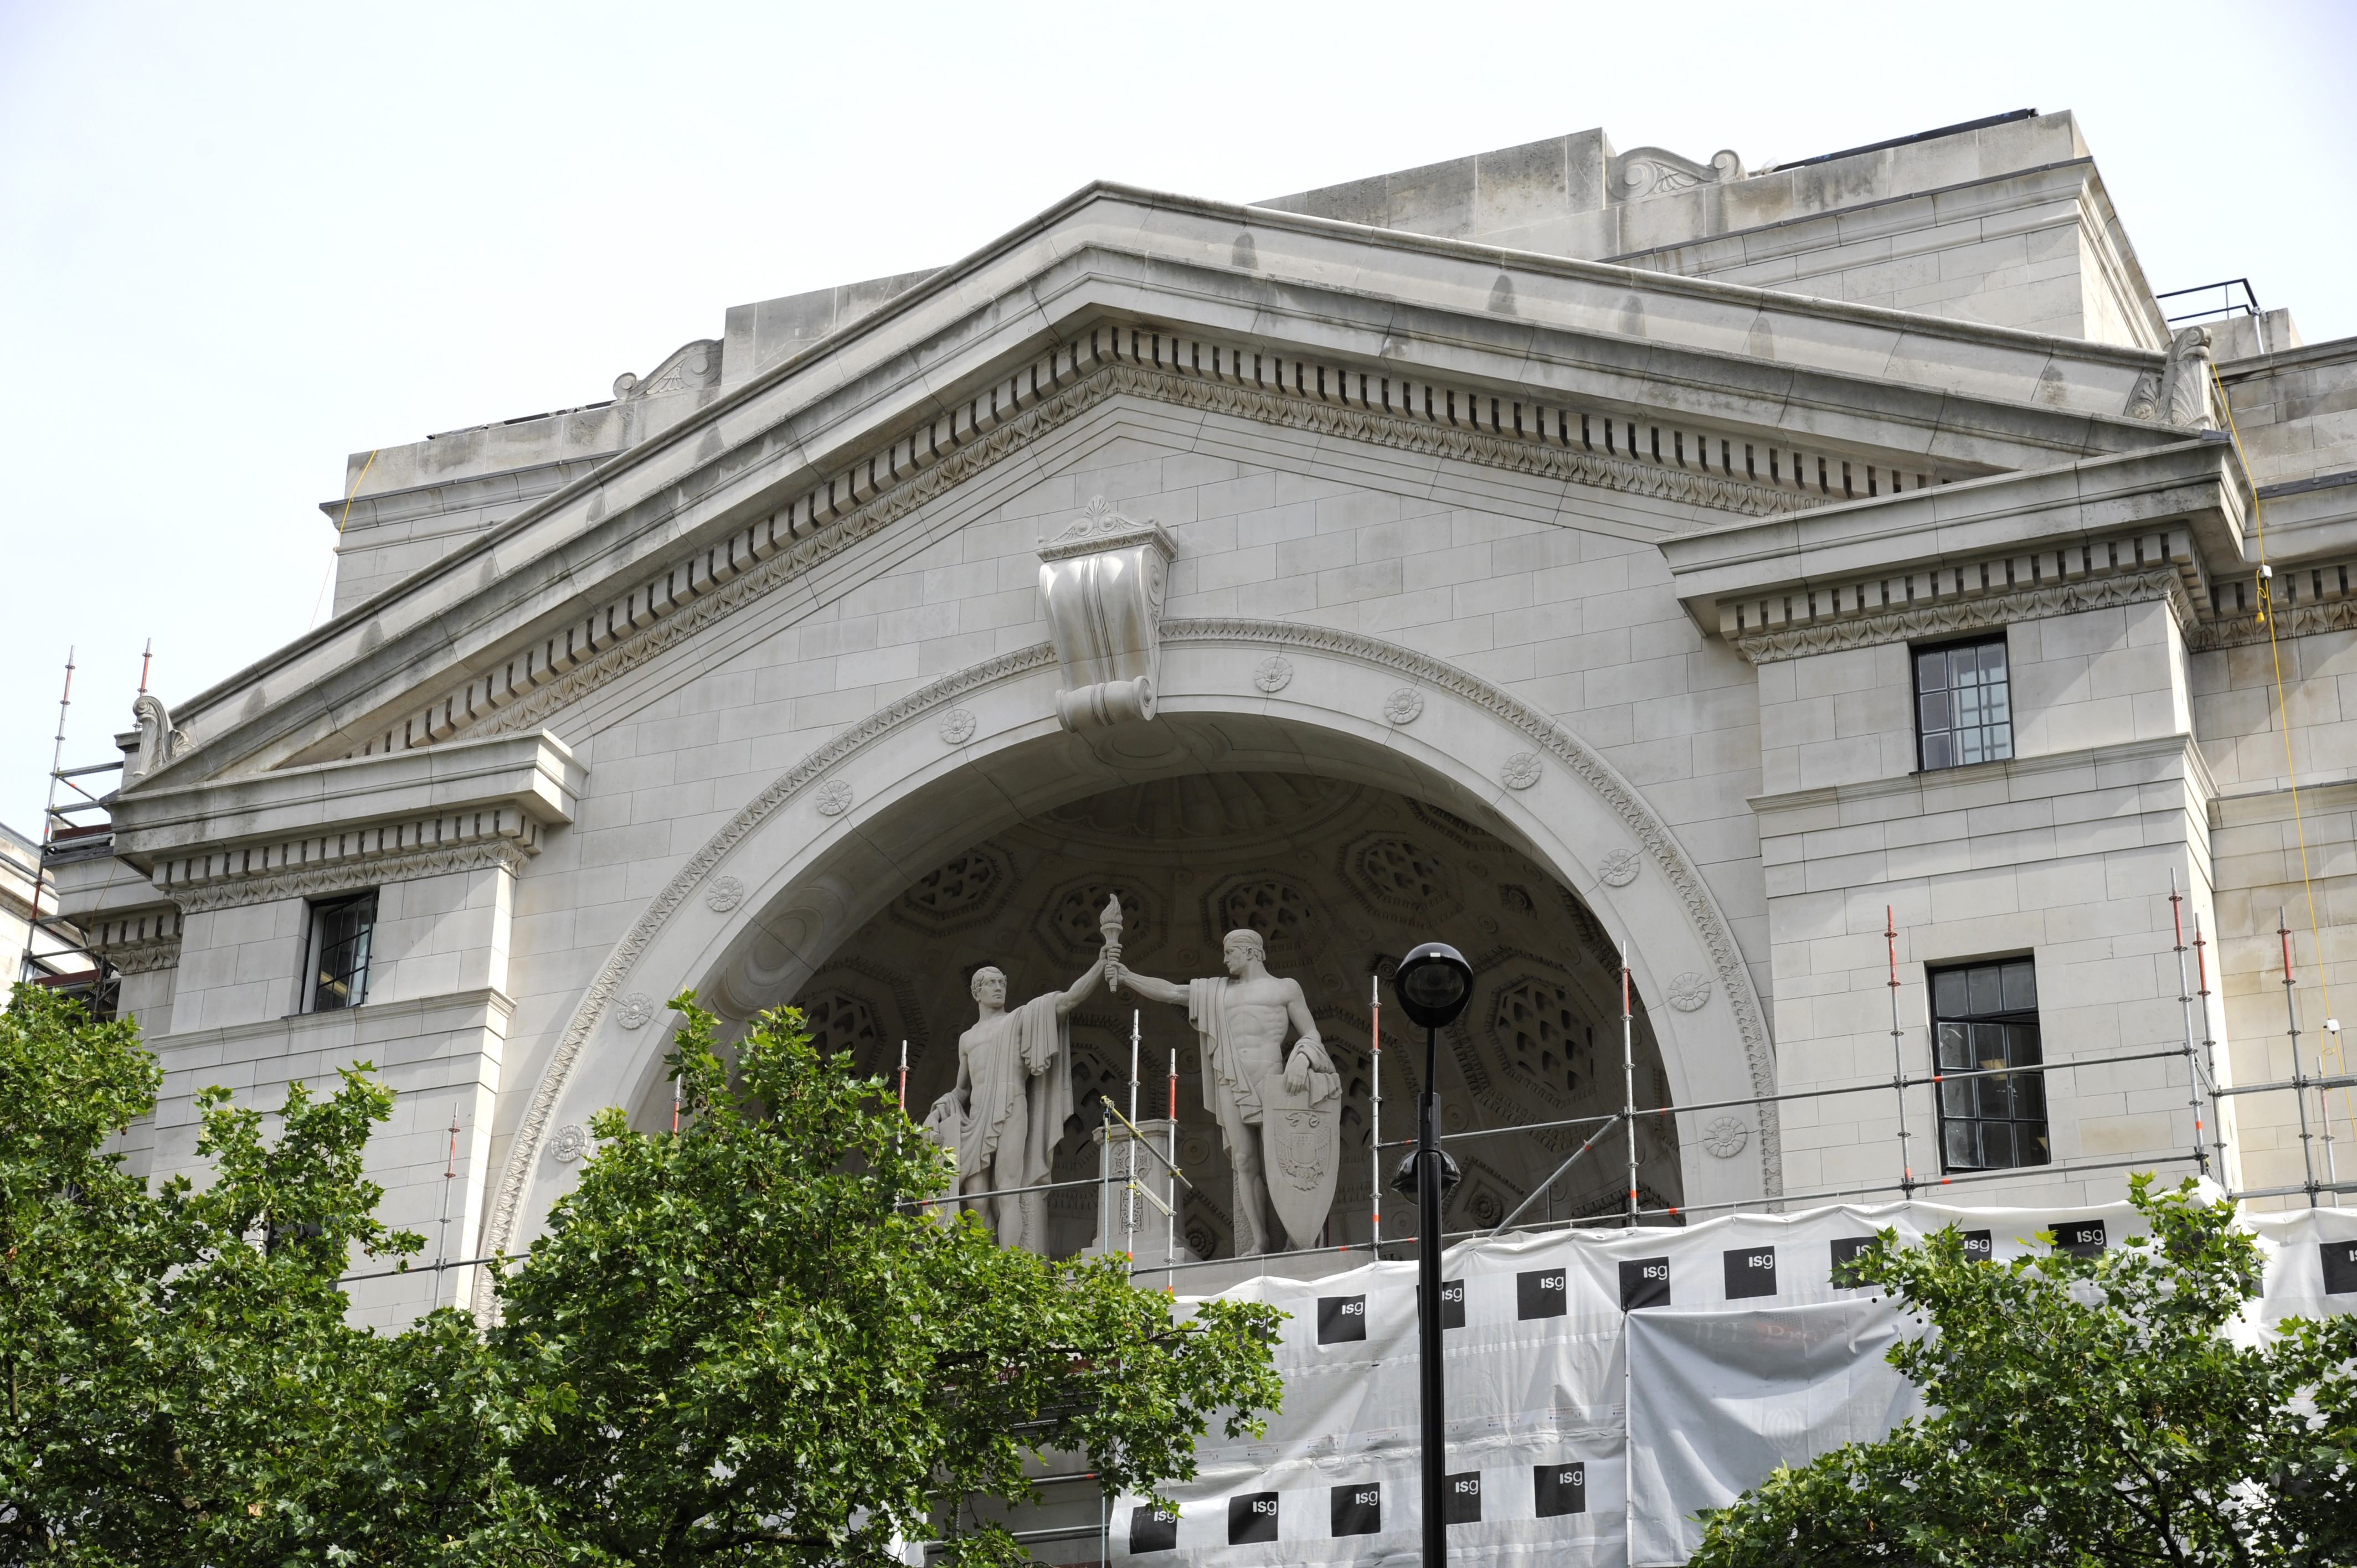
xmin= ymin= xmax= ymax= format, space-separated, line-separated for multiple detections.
xmin=1919 ymin=692 xmax=1952 ymax=732
xmin=1977 ymin=642 xmax=2007 ymax=678
xmin=310 ymin=893 xmax=377 ymax=1014
xmin=1982 ymin=1122 xmax=2017 ymax=1169
xmin=2024 ymin=1131 xmax=2051 ymax=1166
xmin=1965 ymin=967 xmax=2002 ymax=1015
xmin=1936 ymin=1019 xmax=1970 ymax=1067
xmin=1969 ymin=1020 xmax=2005 ymax=1070
xmin=1945 ymin=1122 xmax=1977 ymax=1169
xmin=2002 ymin=962 xmax=2037 ymax=1012
xmin=2005 ymin=1023 xmax=2042 ymax=1067
xmin=1933 ymin=973 xmax=1969 ymax=1018
xmin=1978 ymin=1073 xmax=2012 ymax=1118
xmin=1942 ymin=1079 xmax=1973 ymax=1119
xmin=1922 ymin=732 xmax=1953 ymax=770
xmin=1917 ymin=649 xmax=1949 ymax=691
xmin=1986 ymin=723 xmax=2013 ymax=761
xmin=2014 ymin=1071 xmax=2046 ymax=1120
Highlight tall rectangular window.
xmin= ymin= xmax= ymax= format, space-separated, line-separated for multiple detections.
xmin=1931 ymin=958 xmax=2048 ymax=1172
xmin=306 ymin=891 xmax=377 ymax=1012
xmin=1915 ymin=636 xmax=2013 ymax=770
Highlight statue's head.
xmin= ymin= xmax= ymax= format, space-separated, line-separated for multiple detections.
xmin=969 ymin=966 xmax=1008 ymax=1007
xmin=1221 ymin=928 xmax=1265 ymax=977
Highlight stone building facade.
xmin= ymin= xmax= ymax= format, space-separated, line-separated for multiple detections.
xmin=56 ymin=109 xmax=2357 ymax=1323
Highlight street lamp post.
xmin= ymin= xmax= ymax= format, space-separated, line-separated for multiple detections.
xmin=1390 ymin=941 xmax=1473 ymax=1568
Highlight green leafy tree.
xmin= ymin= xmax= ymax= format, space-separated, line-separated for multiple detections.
xmin=476 ymin=996 xmax=1283 ymax=1566
xmin=1691 ymin=1174 xmax=2357 ymax=1567
xmin=0 ymin=983 xmax=449 ymax=1565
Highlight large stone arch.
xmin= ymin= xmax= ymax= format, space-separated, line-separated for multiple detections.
xmin=483 ymin=619 xmax=1778 ymax=1263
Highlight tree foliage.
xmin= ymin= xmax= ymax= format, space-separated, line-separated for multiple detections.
xmin=0 ymin=983 xmax=445 ymax=1564
xmin=0 ymin=988 xmax=1281 ymax=1566
xmin=1690 ymin=1175 xmax=2357 ymax=1567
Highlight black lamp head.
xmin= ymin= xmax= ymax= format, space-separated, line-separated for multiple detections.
xmin=1392 ymin=941 xmax=1474 ymax=1030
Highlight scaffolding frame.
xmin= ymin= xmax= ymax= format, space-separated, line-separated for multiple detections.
xmin=1116 ymin=884 xmax=2351 ymax=1286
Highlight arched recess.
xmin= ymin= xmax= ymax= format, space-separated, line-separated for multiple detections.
xmin=483 ymin=620 xmax=1778 ymax=1267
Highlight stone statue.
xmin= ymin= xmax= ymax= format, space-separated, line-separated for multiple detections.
xmin=1113 ymin=929 xmax=1341 ymax=1255
xmin=924 ymin=952 xmax=1108 ymax=1252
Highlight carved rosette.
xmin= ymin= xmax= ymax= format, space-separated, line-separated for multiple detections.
xmin=1037 ymin=498 xmax=1176 ymax=731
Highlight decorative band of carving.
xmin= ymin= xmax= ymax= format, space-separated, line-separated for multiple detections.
xmin=482 ymin=624 xmax=1781 ymax=1296
xmin=166 ymin=836 xmax=532 ymax=914
xmin=95 ymin=938 xmax=184 ymax=975
xmin=1728 ymin=569 xmax=2198 ymax=664
xmin=443 ymin=352 xmax=1819 ymax=757
xmin=2188 ymin=594 xmax=2357 ymax=652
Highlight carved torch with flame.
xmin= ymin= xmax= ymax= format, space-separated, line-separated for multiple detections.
xmin=1100 ymin=895 xmax=1124 ymax=994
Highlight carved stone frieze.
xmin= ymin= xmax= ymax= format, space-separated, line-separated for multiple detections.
xmin=1728 ymin=568 xmax=2198 ymax=664
xmin=1037 ymin=498 xmax=1176 ymax=731
xmin=88 ymin=907 xmax=185 ymax=975
xmin=414 ymin=346 xmax=1834 ymax=770
xmin=163 ymin=832 xmax=533 ymax=915
xmin=2188 ymin=590 xmax=2357 ymax=652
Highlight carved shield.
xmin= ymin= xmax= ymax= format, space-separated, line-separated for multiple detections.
xmin=1258 ymin=1070 xmax=1341 ymax=1251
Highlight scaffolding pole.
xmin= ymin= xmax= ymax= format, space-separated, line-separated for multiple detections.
xmin=1886 ymin=907 xmax=1917 ymax=1197
xmin=2168 ymin=871 xmax=2212 ymax=1177
xmin=2281 ymin=907 xmax=2320 ymax=1208
xmin=1621 ymin=942 xmax=1636 ymax=1227
xmin=1370 ymin=973 xmax=1382 ymax=1250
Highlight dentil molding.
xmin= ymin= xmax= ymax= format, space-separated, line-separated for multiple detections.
xmin=1728 ymin=568 xmax=2198 ymax=664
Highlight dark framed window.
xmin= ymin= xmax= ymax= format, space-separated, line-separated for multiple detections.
xmin=1931 ymin=958 xmax=2048 ymax=1172
xmin=306 ymin=891 xmax=377 ymax=1012
xmin=1915 ymin=636 xmax=2013 ymax=770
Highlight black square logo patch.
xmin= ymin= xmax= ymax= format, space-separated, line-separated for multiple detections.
xmin=1961 ymin=1229 xmax=1995 ymax=1262
xmin=1228 ymin=1492 xmax=1279 ymax=1545
xmin=1830 ymin=1235 xmax=1877 ymax=1287
xmin=1439 ymin=1277 xmax=1466 ymax=1329
xmin=2322 ymin=1239 xmax=2357 ymax=1294
xmin=1317 ymin=1294 xmax=1367 ymax=1344
xmin=1129 ymin=1504 xmax=1179 ymax=1555
xmin=1619 ymin=1256 xmax=1671 ymax=1310
xmin=1723 ymin=1245 xmax=1778 ymax=1300
xmin=2051 ymin=1219 xmax=2107 ymax=1257
xmin=1517 ymin=1267 xmax=1569 ymax=1319
xmin=1442 ymin=1470 xmax=1483 ymax=1524
xmin=1330 ymin=1482 xmax=1380 ymax=1537
xmin=1534 ymin=1462 xmax=1587 ymax=1518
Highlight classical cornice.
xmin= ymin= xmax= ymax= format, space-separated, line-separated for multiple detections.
xmin=481 ymin=621 xmax=1783 ymax=1288
xmin=158 ymin=822 xmax=539 ymax=914
xmin=1728 ymin=567 xmax=2198 ymax=664
xmin=436 ymin=345 xmax=1843 ymax=757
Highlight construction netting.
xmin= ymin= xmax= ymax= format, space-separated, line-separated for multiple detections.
xmin=1111 ymin=1195 xmax=2357 ymax=1567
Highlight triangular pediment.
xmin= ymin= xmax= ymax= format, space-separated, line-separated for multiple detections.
xmin=131 ymin=182 xmax=2195 ymax=794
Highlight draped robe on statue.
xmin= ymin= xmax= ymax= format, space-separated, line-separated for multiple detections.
xmin=947 ymin=990 xmax=1074 ymax=1254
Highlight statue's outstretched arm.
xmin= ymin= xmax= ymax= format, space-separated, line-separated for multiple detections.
xmin=1108 ymin=963 xmax=1187 ymax=1007
xmin=1053 ymin=954 xmax=1111 ymax=1018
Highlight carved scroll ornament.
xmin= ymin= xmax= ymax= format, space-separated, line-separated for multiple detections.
xmin=1037 ymin=498 xmax=1176 ymax=731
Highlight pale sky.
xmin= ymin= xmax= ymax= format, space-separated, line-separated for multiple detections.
xmin=3 ymin=0 xmax=2352 ymax=835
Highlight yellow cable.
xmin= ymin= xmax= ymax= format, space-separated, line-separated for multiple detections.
xmin=2210 ymin=365 xmax=2352 ymax=1175
xmin=308 ymin=448 xmax=379 ymax=630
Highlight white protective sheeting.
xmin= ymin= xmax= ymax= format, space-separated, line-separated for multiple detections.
xmin=1624 ymin=1300 xmax=1923 ymax=1566
xmin=1109 ymin=1195 xmax=2356 ymax=1568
